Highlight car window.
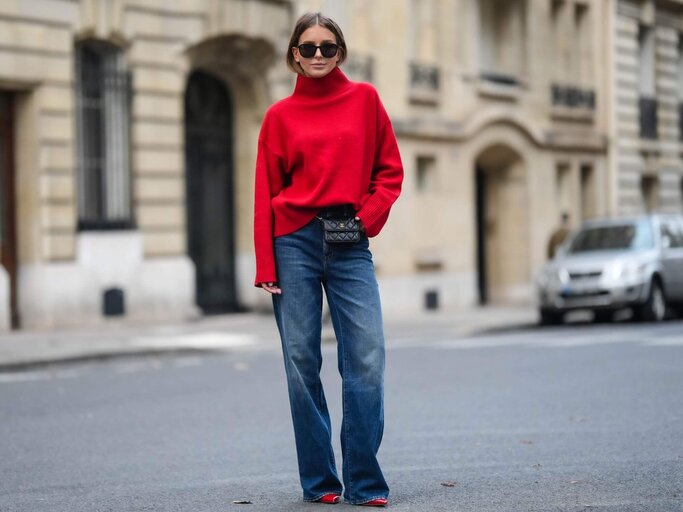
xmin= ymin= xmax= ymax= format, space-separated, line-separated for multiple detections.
xmin=568 ymin=219 xmax=654 ymax=253
xmin=659 ymin=218 xmax=683 ymax=248
xmin=669 ymin=218 xmax=683 ymax=248
xmin=660 ymin=222 xmax=673 ymax=248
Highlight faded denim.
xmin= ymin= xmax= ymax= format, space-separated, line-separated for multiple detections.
xmin=272 ymin=218 xmax=388 ymax=505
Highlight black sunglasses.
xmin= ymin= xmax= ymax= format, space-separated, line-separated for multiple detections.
xmin=296 ymin=43 xmax=339 ymax=59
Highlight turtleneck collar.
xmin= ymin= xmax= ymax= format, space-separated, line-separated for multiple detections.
xmin=292 ymin=66 xmax=351 ymax=99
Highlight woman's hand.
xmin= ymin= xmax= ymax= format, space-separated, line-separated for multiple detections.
xmin=261 ymin=282 xmax=282 ymax=295
xmin=355 ymin=216 xmax=365 ymax=232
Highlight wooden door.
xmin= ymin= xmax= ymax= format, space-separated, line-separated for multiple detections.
xmin=184 ymin=71 xmax=238 ymax=313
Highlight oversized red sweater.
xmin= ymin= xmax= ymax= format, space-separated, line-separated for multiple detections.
xmin=253 ymin=67 xmax=404 ymax=286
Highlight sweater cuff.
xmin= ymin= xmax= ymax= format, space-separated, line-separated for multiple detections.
xmin=356 ymin=197 xmax=389 ymax=238
xmin=254 ymin=252 xmax=278 ymax=287
xmin=254 ymin=269 xmax=278 ymax=288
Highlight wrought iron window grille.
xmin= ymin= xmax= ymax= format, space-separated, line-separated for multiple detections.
xmin=551 ymin=84 xmax=596 ymax=110
xmin=410 ymin=62 xmax=440 ymax=91
xmin=74 ymin=41 xmax=134 ymax=231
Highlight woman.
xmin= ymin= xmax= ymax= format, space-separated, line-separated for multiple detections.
xmin=253 ymin=12 xmax=403 ymax=507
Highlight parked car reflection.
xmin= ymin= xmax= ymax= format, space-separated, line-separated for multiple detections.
xmin=536 ymin=214 xmax=683 ymax=324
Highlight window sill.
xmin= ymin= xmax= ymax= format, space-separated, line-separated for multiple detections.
xmin=550 ymin=106 xmax=595 ymax=123
xmin=408 ymin=87 xmax=440 ymax=106
xmin=415 ymin=248 xmax=445 ymax=273
xmin=477 ymin=79 xmax=523 ymax=102
xmin=77 ymin=220 xmax=136 ymax=231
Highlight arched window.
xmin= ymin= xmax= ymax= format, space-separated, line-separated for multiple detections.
xmin=74 ymin=40 xmax=133 ymax=230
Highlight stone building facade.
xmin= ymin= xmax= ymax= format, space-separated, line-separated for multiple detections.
xmin=607 ymin=0 xmax=683 ymax=215
xmin=0 ymin=0 xmax=609 ymax=330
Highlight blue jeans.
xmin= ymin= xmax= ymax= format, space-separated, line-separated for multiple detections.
xmin=272 ymin=219 xmax=388 ymax=504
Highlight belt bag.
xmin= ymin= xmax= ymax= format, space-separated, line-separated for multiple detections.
xmin=320 ymin=216 xmax=362 ymax=243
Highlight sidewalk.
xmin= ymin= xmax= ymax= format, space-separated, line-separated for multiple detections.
xmin=0 ymin=305 xmax=538 ymax=371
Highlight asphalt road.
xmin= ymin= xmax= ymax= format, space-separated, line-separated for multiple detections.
xmin=1 ymin=321 xmax=682 ymax=511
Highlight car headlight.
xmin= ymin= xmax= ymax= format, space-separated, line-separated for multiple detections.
xmin=602 ymin=260 xmax=647 ymax=284
xmin=538 ymin=267 xmax=568 ymax=289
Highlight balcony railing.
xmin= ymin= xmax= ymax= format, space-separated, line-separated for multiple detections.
xmin=551 ymin=84 xmax=595 ymax=110
xmin=409 ymin=62 xmax=440 ymax=105
xmin=343 ymin=54 xmax=374 ymax=83
xmin=639 ymin=96 xmax=658 ymax=140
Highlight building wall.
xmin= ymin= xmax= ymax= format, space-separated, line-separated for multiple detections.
xmin=0 ymin=0 xmax=293 ymax=328
xmin=0 ymin=0 xmax=609 ymax=328
xmin=613 ymin=0 xmax=683 ymax=215
xmin=294 ymin=0 xmax=609 ymax=310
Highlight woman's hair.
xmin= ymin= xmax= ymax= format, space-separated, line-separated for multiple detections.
xmin=286 ymin=12 xmax=347 ymax=74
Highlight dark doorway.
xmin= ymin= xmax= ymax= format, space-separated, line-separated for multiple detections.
xmin=475 ymin=167 xmax=487 ymax=305
xmin=0 ymin=92 xmax=18 ymax=327
xmin=184 ymin=71 xmax=238 ymax=313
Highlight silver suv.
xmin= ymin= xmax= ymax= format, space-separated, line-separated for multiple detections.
xmin=537 ymin=214 xmax=683 ymax=324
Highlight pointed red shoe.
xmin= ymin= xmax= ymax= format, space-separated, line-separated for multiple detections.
xmin=360 ymin=498 xmax=388 ymax=507
xmin=316 ymin=493 xmax=341 ymax=504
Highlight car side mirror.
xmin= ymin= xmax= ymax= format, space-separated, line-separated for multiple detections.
xmin=662 ymin=235 xmax=671 ymax=249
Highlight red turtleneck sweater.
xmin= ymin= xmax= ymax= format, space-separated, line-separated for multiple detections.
xmin=253 ymin=67 xmax=403 ymax=286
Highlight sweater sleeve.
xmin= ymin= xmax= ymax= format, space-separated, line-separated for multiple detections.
xmin=254 ymin=137 xmax=285 ymax=287
xmin=355 ymin=99 xmax=404 ymax=237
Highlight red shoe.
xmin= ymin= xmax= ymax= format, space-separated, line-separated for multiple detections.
xmin=360 ymin=498 xmax=388 ymax=507
xmin=316 ymin=493 xmax=341 ymax=504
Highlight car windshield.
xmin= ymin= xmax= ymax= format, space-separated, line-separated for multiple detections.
xmin=567 ymin=220 xmax=654 ymax=253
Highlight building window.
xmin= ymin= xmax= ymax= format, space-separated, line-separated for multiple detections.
xmin=549 ymin=1 xmax=596 ymax=111
xmin=641 ymin=175 xmax=658 ymax=212
xmin=580 ymin=164 xmax=595 ymax=220
xmin=551 ymin=0 xmax=567 ymax=82
xmin=479 ymin=0 xmax=526 ymax=84
xmin=638 ymin=24 xmax=657 ymax=139
xmin=416 ymin=155 xmax=437 ymax=193
xmin=410 ymin=0 xmax=437 ymax=62
xmin=574 ymin=2 xmax=591 ymax=86
xmin=74 ymin=40 xmax=133 ymax=230
xmin=407 ymin=0 xmax=440 ymax=104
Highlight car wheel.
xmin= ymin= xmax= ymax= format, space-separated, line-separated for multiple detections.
xmin=540 ymin=309 xmax=563 ymax=326
xmin=634 ymin=279 xmax=667 ymax=322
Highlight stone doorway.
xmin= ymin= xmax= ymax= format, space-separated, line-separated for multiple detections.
xmin=184 ymin=70 xmax=238 ymax=314
xmin=474 ymin=144 xmax=530 ymax=304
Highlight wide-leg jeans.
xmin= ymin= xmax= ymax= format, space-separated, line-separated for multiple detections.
xmin=272 ymin=218 xmax=389 ymax=505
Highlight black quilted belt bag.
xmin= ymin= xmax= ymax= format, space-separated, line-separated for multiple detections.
xmin=317 ymin=204 xmax=362 ymax=244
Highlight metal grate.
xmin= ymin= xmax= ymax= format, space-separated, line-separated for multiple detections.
xmin=74 ymin=41 xmax=134 ymax=230
xmin=551 ymin=84 xmax=596 ymax=109
xmin=410 ymin=62 xmax=440 ymax=91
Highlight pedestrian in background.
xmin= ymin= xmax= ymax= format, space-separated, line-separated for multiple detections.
xmin=253 ymin=12 xmax=403 ymax=507
xmin=547 ymin=212 xmax=572 ymax=259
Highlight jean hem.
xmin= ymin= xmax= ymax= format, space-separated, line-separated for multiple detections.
xmin=303 ymin=491 xmax=344 ymax=503
xmin=345 ymin=495 xmax=389 ymax=505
